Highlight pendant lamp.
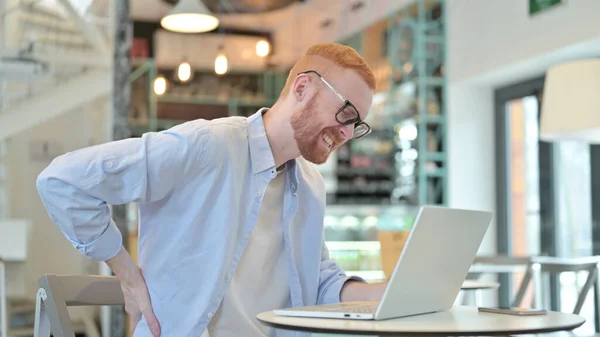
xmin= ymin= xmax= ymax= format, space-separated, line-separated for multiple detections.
xmin=161 ymin=0 xmax=219 ymax=33
xmin=540 ymin=59 xmax=600 ymax=143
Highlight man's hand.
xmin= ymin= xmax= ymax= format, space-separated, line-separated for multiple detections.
xmin=340 ymin=280 xmax=388 ymax=302
xmin=106 ymin=247 xmax=161 ymax=337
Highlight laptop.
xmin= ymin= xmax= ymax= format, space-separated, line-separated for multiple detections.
xmin=273 ymin=205 xmax=492 ymax=320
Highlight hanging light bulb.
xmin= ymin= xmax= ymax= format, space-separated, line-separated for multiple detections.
xmin=214 ymin=47 xmax=228 ymax=75
xmin=177 ymin=61 xmax=192 ymax=82
xmin=256 ymin=39 xmax=270 ymax=57
xmin=161 ymin=0 xmax=219 ymax=33
xmin=153 ymin=75 xmax=168 ymax=95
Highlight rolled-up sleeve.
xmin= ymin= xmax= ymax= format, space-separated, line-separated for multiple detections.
xmin=316 ymin=241 xmax=366 ymax=304
xmin=36 ymin=123 xmax=210 ymax=261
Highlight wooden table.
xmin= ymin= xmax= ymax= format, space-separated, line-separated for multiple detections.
xmin=257 ymin=306 xmax=585 ymax=336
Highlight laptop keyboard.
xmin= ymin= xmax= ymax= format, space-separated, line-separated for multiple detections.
xmin=343 ymin=306 xmax=377 ymax=313
xmin=275 ymin=301 xmax=379 ymax=315
xmin=324 ymin=303 xmax=378 ymax=313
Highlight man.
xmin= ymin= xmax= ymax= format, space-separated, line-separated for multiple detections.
xmin=36 ymin=42 xmax=387 ymax=337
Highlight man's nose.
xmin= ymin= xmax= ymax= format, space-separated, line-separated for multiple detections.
xmin=338 ymin=124 xmax=354 ymax=141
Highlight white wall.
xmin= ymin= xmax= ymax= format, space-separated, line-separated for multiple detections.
xmin=448 ymin=0 xmax=600 ymax=84
xmin=6 ymin=96 xmax=110 ymax=300
xmin=447 ymin=83 xmax=497 ymax=254
xmin=446 ymin=0 xmax=600 ymax=255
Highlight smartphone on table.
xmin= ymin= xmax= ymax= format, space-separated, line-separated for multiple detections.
xmin=478 ymin=306 xmax=547 ymax=316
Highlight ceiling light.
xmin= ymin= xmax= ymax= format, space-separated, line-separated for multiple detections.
xmin=177 ymin=61 xmax=192 ymax=82
xmin=160 ymin=0 xmax=219 ymax=33
xmin=215 ymin=47 xmax=228 ymax=75
xmin=153 ymin=75 xmax=168 ymax=95
xmin=256 ymin=39 xmax=270 ymax=57
xmin=399 ymin=124 xmax=417 ymax=141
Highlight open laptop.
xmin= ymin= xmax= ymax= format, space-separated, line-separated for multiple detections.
xmin=273 ymin=205 xmax=492 ymax=320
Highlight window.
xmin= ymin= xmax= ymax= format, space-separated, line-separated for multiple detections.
xmin=496 ymin=78 xmax=596 ymax=334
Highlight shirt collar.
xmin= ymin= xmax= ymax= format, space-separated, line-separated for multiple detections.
xmin=247 ymin=108 xmax=277 ymax=174
xmin=247 ymin=109 xmax=300 ymax=194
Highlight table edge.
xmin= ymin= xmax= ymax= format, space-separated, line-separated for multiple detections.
xmin=256 ymin=315 xmax=585 ymax=336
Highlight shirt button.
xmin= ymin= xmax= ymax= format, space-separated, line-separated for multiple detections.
xmin=106 ymin=161 xmax=113 ymax=168
xmin=256 ymin=191 xmax=262 ymax=197
xmin=243 ymin=233 xmax=249 ymax=239
xmin=208 ymin=312 xmax=213 ymax=318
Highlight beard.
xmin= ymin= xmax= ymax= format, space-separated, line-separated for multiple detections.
xmin=290 ymin=95 xmax=343 ymax=164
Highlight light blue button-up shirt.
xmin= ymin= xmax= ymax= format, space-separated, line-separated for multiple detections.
xmin=37 ymin=109 xmax=361 ymax=337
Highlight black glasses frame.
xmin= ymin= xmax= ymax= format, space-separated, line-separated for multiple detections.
xmin=297 ymin=70 xmax=371 ymax=139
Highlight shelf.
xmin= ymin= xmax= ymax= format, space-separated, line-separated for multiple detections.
xmin=423 ymin=35 xmax=445 ymax=44
xmin=424 ymin=168 xmax=446 ymax=178
xmin=131 ymin=57 xmax=151 ymax=67
xmin=422 ymin=115 xmax=445 ymax=124
xmin=326 ymin=241 xmax=381 ymax=251
xmin=335 ymin=182 xmax=396 ymax=194
xmin=424 ymin=152 xmax=446 ymax=162
xmin=325 ymin=204 xmax=419 ymax=216
xmin=337 ymin=167 xmax=395 ymax=177
xmin=417 ymin=77 xmax=444 ymax=86
xmin=157 ymin=94 xmax=269 ymax=107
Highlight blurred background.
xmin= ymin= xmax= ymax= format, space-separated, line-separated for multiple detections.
xmin=0 ymin=0 xmax=599 ymax=336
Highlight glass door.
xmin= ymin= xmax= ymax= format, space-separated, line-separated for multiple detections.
xmin=502 ymin=95 xmax=543 ymax=308
xmin=495 ymin=78 xmax=595 ymax=333
xmin=554 ymin=140 xmax=594 ymax=334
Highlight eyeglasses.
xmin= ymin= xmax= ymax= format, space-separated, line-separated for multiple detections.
xmin=297 ymin=70 xmax=371 ymax=139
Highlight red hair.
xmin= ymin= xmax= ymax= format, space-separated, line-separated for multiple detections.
xmin=280 ymin=42 xmax=376 ymax=97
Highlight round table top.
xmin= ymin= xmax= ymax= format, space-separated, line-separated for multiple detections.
xmin=461 ymin=280 xmax=500 ymax=290
xmin=256 ymin=306 xmax=585 ymax=336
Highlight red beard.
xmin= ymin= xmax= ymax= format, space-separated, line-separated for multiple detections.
xmin=290 ymin=95 xmax=344 ymax=164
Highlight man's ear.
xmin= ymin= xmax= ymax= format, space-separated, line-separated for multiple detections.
xmin=291 ymin=74 xmax=310 ymax=102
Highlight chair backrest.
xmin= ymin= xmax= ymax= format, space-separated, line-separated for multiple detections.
xmin=34 ymin=274 xmax=124 ymax=337
xmin=469 ymin=255 xmax=535 ymax=307
xmin=513 ymin=256 xmax=600 ymax=332
xmin=473 ymin=255 xmax=532 ymax=266
xmin=471 ymin=255 xmax=532 ymax=272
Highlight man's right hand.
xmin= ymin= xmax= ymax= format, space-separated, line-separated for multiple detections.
xmin=106 ymin=247 xmax=161 ymax=337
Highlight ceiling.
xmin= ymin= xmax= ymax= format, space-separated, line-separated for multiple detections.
xmin=129 ymin=0 xmax=412 ymax=69
xmin=130 ymin=0 xmax=311 ymax=31
xmin=162 ymin=0 xmax=305 ymax=14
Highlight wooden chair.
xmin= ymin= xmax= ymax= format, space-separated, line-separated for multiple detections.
xmin=468 ymin=255 xmax=535 ymax=306
xmin=513 ymin=256 xmax=600 ymax=333
xmin=33 ymin=274 xmax=123 ymax=337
